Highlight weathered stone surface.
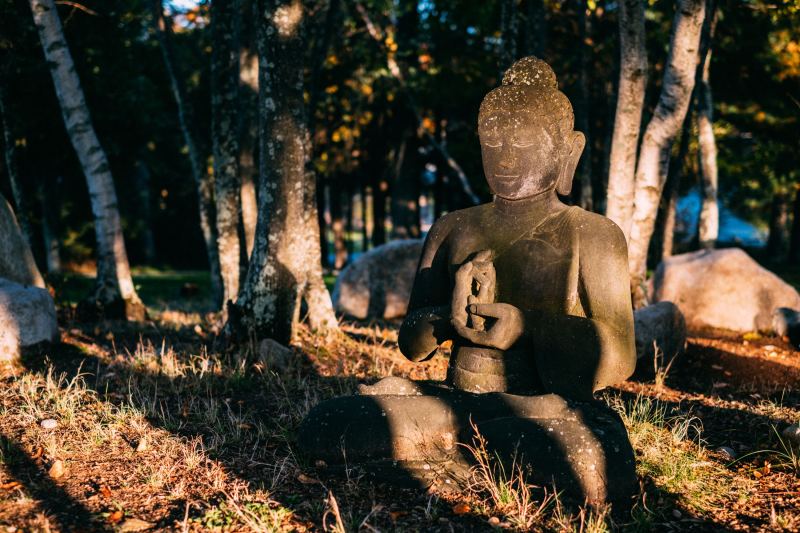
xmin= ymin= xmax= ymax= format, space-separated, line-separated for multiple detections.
xmin=257 ymin=338 xmax=293 ymax=370
xmin=300 ymin=57 xmax=638 ymax=506
xmin=332 ymin=239 xmax=423 ymax=320
xmin=633 ymin=302 xmax=687 ymax=376
xmin=772 ymin=308 xmax=800 ymax=348
xmin=298 ymin=381 xmax=637 ymax=504
xmin=0 ymin=196 xmax=45 ymax=288
xmin=0 ymin=278 xmax=58 ymax=361
xmin=652 ymin=248 xmax=800 ymax=332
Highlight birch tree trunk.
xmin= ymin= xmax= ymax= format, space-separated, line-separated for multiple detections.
xmin=696 ymin=2 xmax=719 ymax=249
xmin=239 ymin=47 xmax=258 ymax=259
xmin=628 ymin=0 xmax=706 ymax=305
xmin=151 ymin=0 xmax=223 ymax=308
xmin=605 ymin=0 xmax=647 ymax=241
xmin=30 ymin=0 xmax=144 ymax=319
xmin=211 ymin=0 xmax=242 ymax=309
xmin=231 ymin=0 xmax=338 ymax=345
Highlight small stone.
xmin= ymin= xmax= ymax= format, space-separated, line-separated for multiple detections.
xmin=48 ymin=460 xmax=64 ymax=479
xmin=135 ymin=436 xmax=148 ymax=452
xmin=717 ymin=446 xmax=736 ymax=460
xmin=488 ymin=516 xmax=501 ymax=526
xmin=40 ymin=418 xmax=57 ymax=430
xmin=257 ymin=338 xmax=293 ymax=370
xmin=672 ymin=509 xmax=682 ymax=519
xmin=782 ymin=424 xmax=800 ymax=446
xmin=119 ymin=518 xmax=154 ymax=532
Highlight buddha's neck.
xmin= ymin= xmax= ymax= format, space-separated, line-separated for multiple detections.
xmin=492 ymin=189 xmax=563 ymax=216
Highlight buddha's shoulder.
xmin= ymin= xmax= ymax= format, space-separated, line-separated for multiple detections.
xmin=427 ymin=204 xmax=491 ymax=235
xmin=563 ymin=207 xmax=626 ymax=245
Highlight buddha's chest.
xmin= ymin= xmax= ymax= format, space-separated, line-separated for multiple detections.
xmin=447 ymin=220 xmax=582 ymax=316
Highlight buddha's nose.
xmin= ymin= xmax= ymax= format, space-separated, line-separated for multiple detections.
xmin=499 ymin=158 xmax=514 ymax=170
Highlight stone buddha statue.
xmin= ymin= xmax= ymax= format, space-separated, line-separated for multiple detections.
xmin=398 ymin=56 xmax=635 ymax=400
xmin=298 ymin=58 xmax=638 ymax=505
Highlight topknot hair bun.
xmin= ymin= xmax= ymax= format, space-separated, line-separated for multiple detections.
xmin=501 ymin=56 xmax=558 ymax=89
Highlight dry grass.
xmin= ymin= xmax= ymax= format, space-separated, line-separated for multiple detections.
xmin=0 ymin=314 xmax=798 ymax=531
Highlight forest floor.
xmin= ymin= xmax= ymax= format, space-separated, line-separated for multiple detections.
xmin=0 ymin=275 xmax=799 ymax=532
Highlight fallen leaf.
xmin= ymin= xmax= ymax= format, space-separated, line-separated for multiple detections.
xmin=31 ymin=447 xmax=44 ymax=460
xmin=237 ymin=423 xmax=254 ymax=430
xmin=297 ymin=473 xmax=320 ymax=484
xmin=452 ymin=503 xmax=470 ymax=515
xmin=1 ymin=481 xmax=21 ymax=490
xmin=389 ymin=511 xmax=408 ymax=521
xmin=49 ymin=460 xmax=65 ymax=479
xmin=107 ymin=510 xmax=124 ymax=524
xmin=753 ymin=470 xmax=763 ymax=479
xmin=100 ymin=485 xmax=112 ymax=499
xmin=119 ymin=518 xmax=154 ymax=532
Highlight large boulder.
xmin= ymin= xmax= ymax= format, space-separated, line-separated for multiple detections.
xmin=0 ymin=278 xmax=58 ymax=361
xmin=652 ymin=248 xmax=800 ymax=332
xmin=0 ymin=195 xmax=44 ymax=288
xmin=632 ymin=302 xmax=687 ymax=378
xmin=332 ymin=239 xmax=423 ymax=320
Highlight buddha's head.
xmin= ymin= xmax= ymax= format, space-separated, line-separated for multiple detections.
xmin=478 ymin=57 xmax=585 ymax=200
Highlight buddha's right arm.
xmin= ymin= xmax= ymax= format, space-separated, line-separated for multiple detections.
xmin=398 ymin=214 xmax=455 ymax=362
xmin=398 ymin=306 xmax=453 ymax=362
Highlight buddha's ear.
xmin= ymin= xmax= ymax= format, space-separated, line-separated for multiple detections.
xmin=556 ymin=131 xmax=586 ymax=196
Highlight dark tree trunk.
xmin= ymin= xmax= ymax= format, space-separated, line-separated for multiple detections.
xmin=574 ymin=1 xmax=593 ymax=211
xmin=39 ymin=177 xmax=61 ymax=274
xmin=767 ymin=192 xmax=790 ymax=257
xmin=211 ymin=0 xmax=242 ymax=308
xmin=789 ymin=187 xmax=800 ymax=264
xmin=0 ymin=82 xmax=33 ymax=247
xmin=390 ymin=137 xmax=422 ymax=239
xmin=231 ymin=0 xmax=337 ymax=345
xmin=372 ymin=174 xmax=387 ymax=246
xmin=134 ymin=159 xmax=156 ymax=265
xmin=151 ymin=0 xmax=223 ymax=308
xmin=500 ymin=0 xmax=519 ymax=74
xmin=523 ymin=0 xmax=546 ymax=57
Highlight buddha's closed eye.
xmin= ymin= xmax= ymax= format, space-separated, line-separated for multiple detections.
xmin=483 ymin=139 xmax=502 ymax=148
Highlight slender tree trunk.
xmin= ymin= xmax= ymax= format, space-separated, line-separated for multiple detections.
xmin=0 ymin=83 xmax=33 ymax=247
xmin=30 ymin=0 xmax=144 ymax=319
xmin=500 ymin=0 xmax=519 ymax=74
xmin=789 ymin=187 xmax=800 ymax=263
xmin=372 ymin=174 xmax=387 ymax=247
xmin=767 ymin=192 xmax=790 ymax=257
xmin=151 ymin=0 xmax=223 ymax=308
xmin=231 ymin=0 xmax=337 ymax=345
xmin=134 ymin=159 xmax=157 ymax=264
xmin=524 ymin=0 xmax=546 ymax=57
xmin=575 ymin=2 xmax=593 ymax=211
xmin=211 ymin=0 xmax=242 ymax=309
xmin=39 ymin=176 xmax=61 ymax=273
xmin=696 ymin=1 xmax=719 ymax=249
xmin=606 ymin=0 xmax=647 ymax=242
xmin=628 ymin=0 xmax=706 ymax=305
xmin=659 ymin=109 xmax=692 ymax=261
xmin=239 ymin=47 xmax=259 ymax=259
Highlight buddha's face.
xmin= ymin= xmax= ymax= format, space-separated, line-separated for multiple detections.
xmin=479 ymin=111 xmax=564 ymax=200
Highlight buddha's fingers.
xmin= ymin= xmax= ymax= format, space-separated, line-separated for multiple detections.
xmin=452 ymin=321 xmax=491 ymax=346
xmin=451 ymin=262 xmax=474 ymax=326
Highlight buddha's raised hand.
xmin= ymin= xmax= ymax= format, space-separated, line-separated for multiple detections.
xmin=451 ymin=250 xmax=495 ymax=330
xmin=453 ymin=302 xmax=525 ymax=351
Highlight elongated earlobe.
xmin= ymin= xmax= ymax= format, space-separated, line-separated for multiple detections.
xmin=556 ymin=132 xmax=586 ymax=196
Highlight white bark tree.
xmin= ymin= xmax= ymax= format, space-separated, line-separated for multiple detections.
xmin=696 ymin=3 xmax=719 ymax=248
xmin=29 ymin=0 xmax=144 ymax=319
xmin=628 ymin=0 xmax=706 ymax=304
xmin=211 ymin=0 xmax=242 ymax=308
xmin=605 ymin=0 xmax=647 ymax=242
xmin=230 ymin=0 xmax=338 ymax=345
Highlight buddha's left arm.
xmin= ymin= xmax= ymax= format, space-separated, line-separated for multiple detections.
xmin=526 ymin=217 xmax=636 ymax=400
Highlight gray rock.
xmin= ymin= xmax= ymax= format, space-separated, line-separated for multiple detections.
xmin=298 ymin=381 xmax=637 ymax=504
xmin=332 ymin=240 xmax=423 ymax=320
xmin=0 ymin=196 xmax=45 ymax=288
xmin=40 ymin=418 xmax=58 ymax=430
xmin=633 ymin=302 xmax=687 ymax=376
xmin=652 ymin=248 xmax=800 ymax=332
xmin=772 ymin=308 xmax=800 ymax=348
xmin=0 ymin=278 xmax=58 ymax=362
xmin=717 ymin=446 xmax=736 ymax=461
xmin=782 ymin=424 xmax=800 ymax=446
xmin=257 ymin=338 xmax=293 ymax=370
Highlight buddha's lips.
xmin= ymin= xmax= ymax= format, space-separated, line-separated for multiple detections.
xmin=494 ymin=174 xmax=519 ymax=179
